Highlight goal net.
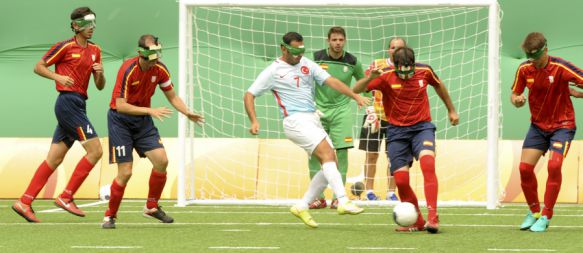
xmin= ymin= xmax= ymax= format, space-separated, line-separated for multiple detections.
xmin=177 ymin=0 xmax=501 ymax=207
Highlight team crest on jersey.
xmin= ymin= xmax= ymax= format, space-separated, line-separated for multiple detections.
xmin=549 ymin=76 xmax=554 ymax=84
xmin=151 ymin=76 xmax=157 ymax=83
xmin=343 ymin=66 xmax=348 ymax=73
xmin=419 ymin=80 xmax=424 ymax=87
xmin=300 ymin=66 xmax=309 ymax=75
xmin=91 ymin=54 xmax=96 ymax=62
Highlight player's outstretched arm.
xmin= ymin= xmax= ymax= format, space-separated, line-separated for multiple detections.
xmin=34 ymin=60 xmax=74 ymax=87
xmin=353 ymin=68 xmax=382 ymax=94
xmin=325 ymin=77 xmax=370 ymax=108
xmin=116 ymin=97 xmax=173 ymax=121
xmin=569 ymin=88 xmax=583 ymax=98
xmin=510 ymin=92 xmax=527 ymax=108
xmin=244 ymin=92 xmax=260 ymax=135
xmin=163 ymin=88 xmax=204 ymax=125
xmin=433 ymin=82 xmax=459 ymax=126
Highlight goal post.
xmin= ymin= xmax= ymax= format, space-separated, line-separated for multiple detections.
xmin=177 ymin=0 xmax=501 ymax=208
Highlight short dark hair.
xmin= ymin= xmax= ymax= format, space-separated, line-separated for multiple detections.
xmin=70 ymin=7 xmax=95 ymax=20
xmin=327 ymin=26 xmax=346 ymax=39
xmin=282 ymin=32 xmax=303 ymax=45
xmin=139 ymin=34 xmax=158 ymax=49
xmin=393 ymin=47 xmax=415 ymax=67
xmin=521 ymin=32 xmax=546 ymax=52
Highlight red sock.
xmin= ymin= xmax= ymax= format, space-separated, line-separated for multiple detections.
xmin=60 ymin=157 xmax=95 ymax=200
xmin=394 ymin=171 xmax=424 ymax=225
xmin=519 ymin=162 xmax=540 ymax=213
xmin=420 ymin=155 xmax=438 ymax=219
xmin=146 ymin=169 xmax=167 ymax=209
xmin=21 ymin=161 xmax=55 ymax=205
xmin=542 ymin=151 xmax=563 ymax=219
xmin=105 ymin=180 xmax=126 ymax=218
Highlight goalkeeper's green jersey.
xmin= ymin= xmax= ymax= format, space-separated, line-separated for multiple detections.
xmin=313 ymin=49 xmax=365 ymax=109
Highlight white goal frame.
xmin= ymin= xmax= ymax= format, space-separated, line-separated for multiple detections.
xmin=177 ymin=0 xmax=501 ymax=209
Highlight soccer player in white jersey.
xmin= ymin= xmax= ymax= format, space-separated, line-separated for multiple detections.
xmin=244 ymin=32 xmax=370 ymax=228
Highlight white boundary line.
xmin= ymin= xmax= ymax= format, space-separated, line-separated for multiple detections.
xmin=209 ymin=246 xmax=279 ymax=250
xmin=220 ymin=229 xmax=251 ymax=232
xmin=38 ymin=200 xmax=107 ymax=213
xmin=1 ymin=222 xmax=583 ymax=229
xmin=487 ymin=249 xmax=556 ymax=252
xmin=34 ymin=210 xmax=583 ymax=217
xmin=347 ymin=247 xmax=416 ymax=250
xmin=71 ymin=246 xmax=143 ymax=249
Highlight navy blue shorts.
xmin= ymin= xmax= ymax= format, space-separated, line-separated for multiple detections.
xmin=52 ymin=92 xmax=98 ymax=148
xmin=522 ymin=124 xmax=575 ymax=156
xmin=108 ymin=109 xmax=164 ymax=164
xmin=386 ymin=121 xmax=436 ymax=173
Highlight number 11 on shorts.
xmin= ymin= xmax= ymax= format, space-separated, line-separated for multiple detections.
xmin=115 ymin=145 xmax=126 ymax=157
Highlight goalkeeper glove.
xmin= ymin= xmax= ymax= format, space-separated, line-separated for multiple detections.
xmin=363 ymin=106 xmax=380 ymax=134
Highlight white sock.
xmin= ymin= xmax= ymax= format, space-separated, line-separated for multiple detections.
xmin=322 ymin=162 xmax=348 ymax=205
xmin=298 ymin=170 xmax=327 ymax=210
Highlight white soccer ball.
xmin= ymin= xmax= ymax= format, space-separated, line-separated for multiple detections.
xmin=392 ymin=202 xmax=418 ymax=227
xmin=99 ymin=184 xmax=111 ymax=201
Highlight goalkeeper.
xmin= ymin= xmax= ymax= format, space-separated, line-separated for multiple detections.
xmin=307 ymin=27 xmax=366 ymax=209
xmin=359 ymin=37 xmax=406 ymax=201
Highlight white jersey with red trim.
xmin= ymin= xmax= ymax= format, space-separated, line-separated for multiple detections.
xmin=247 ymin=57 xmax=331 ymax=117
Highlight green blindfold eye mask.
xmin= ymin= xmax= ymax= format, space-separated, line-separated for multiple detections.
xmin=526 ymin=43 xmax=546 ymax=60
xmin=281 ymin=41 xmax=305 ymax=56
xmin=74 ymin=14 xmax=96 ymax=30
xmin=395 ymin=65 xmax=415 ymax=75
xmin=138 ymin=44 xmax=162 ymax=61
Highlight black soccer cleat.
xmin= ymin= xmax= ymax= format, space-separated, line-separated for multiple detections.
xmin=143 ymin=206 xmax=174 ymax=223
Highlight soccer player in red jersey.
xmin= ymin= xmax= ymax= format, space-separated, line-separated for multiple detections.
xmin=101 ymin=35 xmax=204 ymax=229
xmin=359 ymin=37 xmax=406 ymax=202
xmin=511 ymin=32 xmax=583 ymax=232
xmin=13 ymin=7 xmax=105 ymax=222
xmin=353 ymin=47 xmax=459 ymax=233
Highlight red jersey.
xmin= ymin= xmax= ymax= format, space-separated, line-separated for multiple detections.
xmin=367 ymin=63 xmax=441 ymax=126
xmin=511 ymin=56 xmax=583 ymax=132
xmin=110 ymin=57 xmax=173 ymax=109
xmin=42 ymin=36 xmax=101 ymax=98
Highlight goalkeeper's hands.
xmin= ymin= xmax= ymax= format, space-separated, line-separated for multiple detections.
xmin=362 ymin=106 xmax=380 ymax=133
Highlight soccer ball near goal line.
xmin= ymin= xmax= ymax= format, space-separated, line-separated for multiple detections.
xmin=99 ymin=184 xmax=111 ymax=201
xmin=392 ymin=202 xmax=418 ymax=227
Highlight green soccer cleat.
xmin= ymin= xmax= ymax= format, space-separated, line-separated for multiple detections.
xmin=337 ymin=201 xmax=364 ymax=215
xmin=290 ymin=205 xmax=318 ymax=228
xmin=520 ymin=211 xmax=541 ymax=230
xmin=529 ymin=215 xmax=550 ymax=232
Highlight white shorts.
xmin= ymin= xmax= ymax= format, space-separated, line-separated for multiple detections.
xmin=283 ymin=112 xmax=333 ymax=156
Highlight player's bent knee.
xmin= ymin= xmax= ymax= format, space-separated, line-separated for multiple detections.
xmin=117 ymin=170 xmax=132 ymax=183
xmin=418 ymin=150 xmax=435 ymax=158
xmin=46 ymin=158 xmax=64 ymax=169
xmin=155 ymin=158 xmax=169 ymax=171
